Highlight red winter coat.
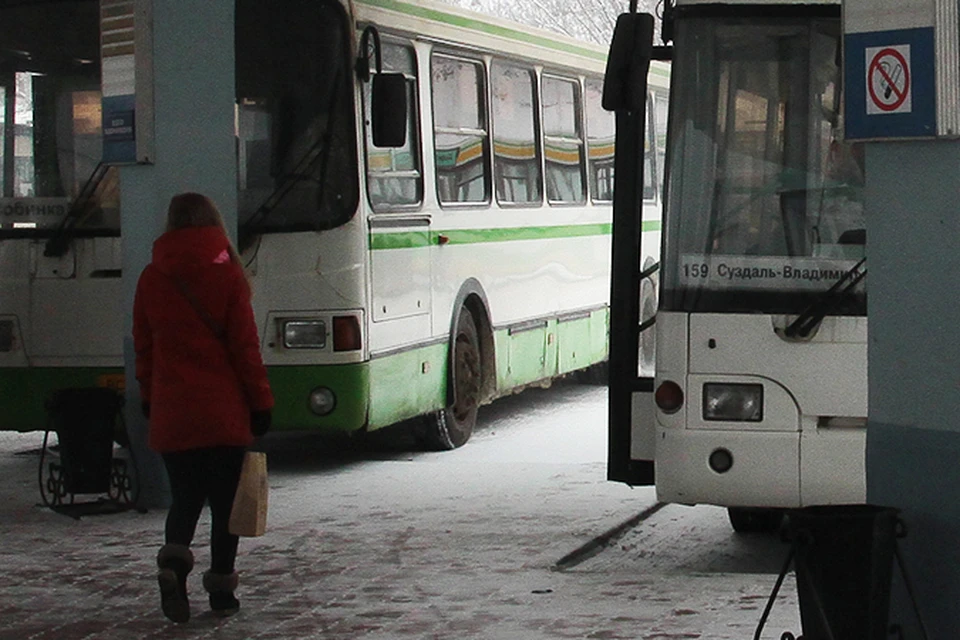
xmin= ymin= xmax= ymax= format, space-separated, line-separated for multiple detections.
xmin=133 ymin=226 xmax=274 ymax=453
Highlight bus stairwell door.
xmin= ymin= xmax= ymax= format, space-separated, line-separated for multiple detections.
xmin=604 ymin=11 xmax=656 ymax=486
xmin=608 ymin=267 xmax=657 ymax=486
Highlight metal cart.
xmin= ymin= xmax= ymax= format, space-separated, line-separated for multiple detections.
xmin=38 ymin=387 xmax=137 ymax=515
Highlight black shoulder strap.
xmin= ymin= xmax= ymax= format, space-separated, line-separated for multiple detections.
xmin=166 ymin=274 xmax=226 ymax=343
xmin=160 ymin=271 xmax=255 ymax=406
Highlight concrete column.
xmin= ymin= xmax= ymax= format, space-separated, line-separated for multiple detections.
xmin=867 ymin=140 xmax=960 ymax=637
xmin=121 ymin=0 xmax=237 ymax=508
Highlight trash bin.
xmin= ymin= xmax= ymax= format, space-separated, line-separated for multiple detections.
xmin=786 ymin=504 xmax=901 ymax=640
xmin=42 ymin=387 xmax=123 ymax=499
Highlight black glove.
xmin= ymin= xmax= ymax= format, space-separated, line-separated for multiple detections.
xmin=141 ymin=401 xmax=150 ymax=419
xmin=250 ymin=409 xmax=272 ymax=437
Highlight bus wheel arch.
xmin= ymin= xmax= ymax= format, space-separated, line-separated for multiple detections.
xmin=448 ymin=278 xmax=495 ymax=402
xmin=421 ymin=282 xmax=492 ymax=450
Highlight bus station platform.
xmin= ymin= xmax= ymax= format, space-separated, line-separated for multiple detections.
xmin=0 ymin=426 xmax=800 ymax=640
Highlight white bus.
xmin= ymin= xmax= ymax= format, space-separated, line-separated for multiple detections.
xmin=0 ymin=1 xmax=123 ymax=434
xmin=607 ymin=0 xmax=866 ymax=531
xmin=1 ymin=0 xmax=670 ymax=448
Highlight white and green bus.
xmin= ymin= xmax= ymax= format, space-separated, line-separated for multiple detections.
xmin=0 ymin=1 xmax=123 ymax=433
xmin=0 ymin=0 xmax=670 ymax=449
xmin=607 ymin=0 xmax=867 ymax=530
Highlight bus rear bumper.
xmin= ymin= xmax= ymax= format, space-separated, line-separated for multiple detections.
xmin=655 ymin=426 xmax=866 ymax=508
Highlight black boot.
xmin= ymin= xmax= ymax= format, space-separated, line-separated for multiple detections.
xmin=203 ymin=570 xmax=240 ymax=617
xmin=156 ymin=543 xmax=193 ymax=623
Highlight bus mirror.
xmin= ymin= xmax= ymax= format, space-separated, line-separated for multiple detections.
xmin=372 ymin=73 xmax=407 ymax=148
xmin=602 ymin=12 xmax=654 ymax=112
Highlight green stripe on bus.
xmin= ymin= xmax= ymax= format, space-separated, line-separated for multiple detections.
xmin=371 ymin=231 xmax=434 ymax=250
xmin=650 ymin=64 xmax=670 ymax=81
xmin=439 ymin=223 xmax=611 ymax=245
xmin=356 ymin=0 xmax=607 ymax=62
xmin=369 ymin=220 xmax=661 ymax=250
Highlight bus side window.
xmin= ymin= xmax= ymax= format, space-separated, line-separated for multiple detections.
xmin=644 ymin=92 xmax=657 ymax=201
xmin=431 ymin=54 xmax=490 ymax=205
xmin=491 ymin=61 xmax=541 ymax=205
xmin=542 ymin=75 xmax=586 ymax=205
xmin=585 ymin=78 xmax=615 ymax=203
xmin=364 ymin=40 xmax=423 ymax=210
xmin=654 ymin=89 xmax=669 ymax=203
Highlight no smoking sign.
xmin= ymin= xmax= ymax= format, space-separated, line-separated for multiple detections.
xmin=845 ymin=27 xmax=934 ymax=140
xmin=866 ymin=45 xmax=912 ymax=115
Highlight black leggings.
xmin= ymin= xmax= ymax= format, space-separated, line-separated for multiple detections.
xmin=161 ymin=446 xmax=247 ymax=574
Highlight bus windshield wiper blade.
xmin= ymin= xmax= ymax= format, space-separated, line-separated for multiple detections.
xmin=240 ymin=163 xmax=319 ymax=246
xmin=240 ymin=69 xmax=343 ymax=251
xmin=44 ymin=161 xmax=110 ymax=257
xmin=783 ymin=257 xmax=866 ymax=339
xmin=239 ymin=126 xmax=332 ymax=250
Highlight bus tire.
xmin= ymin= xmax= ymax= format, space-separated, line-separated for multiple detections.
xmin=638 ymin=267 xmax=658 ymax=377
xmin=421 ymin=307 xmax=482 ymax=450
xmin=575 ymin=360 xmax=608 ymax=385
xmin=728 ymin=507 xmax=783 ymax=534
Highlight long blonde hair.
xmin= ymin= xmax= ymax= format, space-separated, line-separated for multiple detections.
xmin=165 ymin=192 xmax=244 ymax=269
xmin=167 ymin=191 xmax=253 ymax=295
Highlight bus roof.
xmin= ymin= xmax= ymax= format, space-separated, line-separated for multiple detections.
xmin=353 ymin=0 xmax=609 ymax=72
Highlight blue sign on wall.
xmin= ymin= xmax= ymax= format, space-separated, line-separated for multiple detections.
xmin=844 ymin=27 xmax=936 ymax=140
xmin=102 ymin=94 xmax=137 ymax=164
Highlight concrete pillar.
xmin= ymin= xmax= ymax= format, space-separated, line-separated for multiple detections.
xmin=121 ymin=0 xmax=237 ymax=508
xmin=867 ymin=140 xmax=960 ymax=637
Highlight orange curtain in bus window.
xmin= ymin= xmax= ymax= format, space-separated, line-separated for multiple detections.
xmin=72 ymin=91 xmax=101 ymax=135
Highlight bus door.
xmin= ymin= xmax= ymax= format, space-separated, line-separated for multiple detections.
xmin=361 ymin=37 xmax=431 ymax=327
xmin=604 ymin=11 xmax=659 ymax=486
xmin=368 ymin=214 xmax=432 ymax=324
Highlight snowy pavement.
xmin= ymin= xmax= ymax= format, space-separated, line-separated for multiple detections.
xmin=0 ymin=383 xmax=800 ymax=639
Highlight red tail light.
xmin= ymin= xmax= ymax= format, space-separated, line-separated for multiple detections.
xmin=655 ymin=380 xmax=684 ymax=414
xmin=333 ymin=316 xmax=361 ymax=351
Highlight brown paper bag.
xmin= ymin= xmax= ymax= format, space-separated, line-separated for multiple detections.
xmin=229 ymin=451 xmax=268 ymax=537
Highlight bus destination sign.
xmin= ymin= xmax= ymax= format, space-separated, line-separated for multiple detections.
xmin=678 ymin=255 xmax=863 ymax=291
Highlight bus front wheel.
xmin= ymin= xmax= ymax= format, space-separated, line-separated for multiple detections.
xmin=728 ymin=507 xmax=783 ymax=534
xmin=421 ymin=308 xmax=482 ymax=450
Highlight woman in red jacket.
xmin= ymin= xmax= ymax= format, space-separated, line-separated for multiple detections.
xmin=133 ymin=192 xmax=274 ymax=623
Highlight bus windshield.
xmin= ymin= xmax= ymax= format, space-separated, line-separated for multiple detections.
xmin=0 ymin=0 xmax=118 ymax=236
xmin=236 ymin=0 xmax=359 ymax=235
xmin=661 ymin=13 xmax=865 ymax=315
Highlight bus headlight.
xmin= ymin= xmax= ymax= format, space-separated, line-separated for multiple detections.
xmin=283 ymin=320 xmax=327 ymax=349
xmin=0 ymin=319 xmax=14 ymax=352
xmin=308 ymin=386 xmax=336 ymax=416
xmin=703 ymin=383 xmax=763 ymax=422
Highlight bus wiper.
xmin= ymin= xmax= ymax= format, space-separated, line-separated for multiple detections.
xmin=44 ymin=161 xmax=110 ymax=257
xmin=238 ymin=143 xmax=324 ymax=251
xmin=783 ymin=257 xmax=866 ymax=339
xmin=239 ymin=69 xmax=343 ymax=252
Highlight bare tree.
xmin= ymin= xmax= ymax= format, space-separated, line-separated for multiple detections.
xmin=440 ymin=0 xmax=664 ymax=46
xmin=16 ymin=74 xmax=32 ymax=124
xmin=0 ymin=73 xmax=33 ymax=126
